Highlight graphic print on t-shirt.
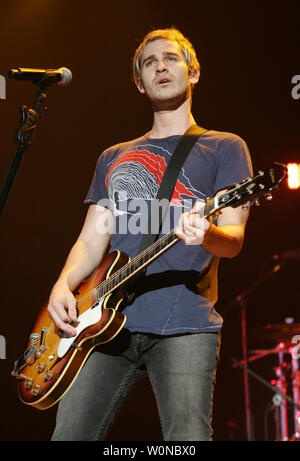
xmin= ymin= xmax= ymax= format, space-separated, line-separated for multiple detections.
xmin=83 ymin=131 xmax=252 ymax=334
xmin=105 ymin=144 xmax=206 ymax=216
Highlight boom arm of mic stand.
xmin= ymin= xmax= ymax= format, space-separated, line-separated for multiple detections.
xmin=231 ymin=357 xmax=300 ymax=411
xmin=0 ymin=86 xmax=47 ymax=216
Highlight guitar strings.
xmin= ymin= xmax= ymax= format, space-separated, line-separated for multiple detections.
xmin=75 ymin=228 xmax=178 ymax=309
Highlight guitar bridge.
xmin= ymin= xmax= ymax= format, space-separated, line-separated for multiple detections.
xmin=12 ymin=344 xmax=37 ymax=374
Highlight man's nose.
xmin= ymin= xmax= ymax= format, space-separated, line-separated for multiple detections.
xmin=156 ymin=60 xmax=168 ymax=73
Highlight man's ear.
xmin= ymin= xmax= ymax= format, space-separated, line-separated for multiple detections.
xmin=189 ymin=69 xmax=200 ymax=87
xmin=135 ymin=78 xmax=146 ymax=94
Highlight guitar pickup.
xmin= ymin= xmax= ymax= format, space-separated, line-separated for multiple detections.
xmin=56 ymin=321 xmax=79 ymax=337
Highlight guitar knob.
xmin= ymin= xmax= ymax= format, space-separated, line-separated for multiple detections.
xmin=25 ymin=377 xmax=33 ymax=390
xmin=44 ymin=371 xmax=54 ymax=381
xmin=36 ymin=362 xmax=46 ymax=373
xmin=266 ymin=193 xmax=273 ymax=201
xmin=31 ymin=385 xmax=41 ymax=396
xmin=254 ymin=198 xmax=260 ymax=207
xmin=14 ymin=374 xmax=34 ymax=389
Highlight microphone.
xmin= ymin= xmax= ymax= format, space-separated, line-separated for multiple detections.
xmin=7 ymin=67 xmax=72 ymax=87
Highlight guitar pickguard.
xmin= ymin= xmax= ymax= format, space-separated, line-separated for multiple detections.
xmin=57 ymin=299 xmax=104 ymax=358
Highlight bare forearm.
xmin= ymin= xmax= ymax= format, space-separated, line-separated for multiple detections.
xmin=201 ymin=223 xmax=244 ymax=258
xmin=175 ymin=200 xmax=248 ymax=258
xmin=56 ymin=237 xmax=110 ymax=291
xmin=48 ymin=204 xmax=113 ymax=336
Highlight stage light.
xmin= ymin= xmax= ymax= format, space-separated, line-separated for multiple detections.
xmin=287 ymin=163 xmax=300 ymax=190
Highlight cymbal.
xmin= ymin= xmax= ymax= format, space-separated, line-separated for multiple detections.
xmin=251 ymin=323 xmax=300 ymax=344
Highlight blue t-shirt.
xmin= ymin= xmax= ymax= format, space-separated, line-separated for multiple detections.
xmin=84 ymin=129 xmax=253 ymax=335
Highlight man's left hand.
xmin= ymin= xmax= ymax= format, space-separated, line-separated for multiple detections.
xmin=175 ymin=201 xmax=211 ymax=245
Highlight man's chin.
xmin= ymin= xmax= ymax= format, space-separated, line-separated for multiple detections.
xmin=151 ymin=92 xmax=189 ymax=111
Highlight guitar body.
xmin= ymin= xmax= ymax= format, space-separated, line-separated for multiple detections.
xmin=16 ymin=250 xmax=129 ymax=410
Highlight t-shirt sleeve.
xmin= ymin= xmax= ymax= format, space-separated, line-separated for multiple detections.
xmin=214 ymin=135 xmax=253 ymax=195
xmin=84 ymin=152 xmax=109 ymax=205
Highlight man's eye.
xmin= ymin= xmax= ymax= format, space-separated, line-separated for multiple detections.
xmin=146 ymin=60 xmax=155 ymax=67
xmin=166 ymin=57 xmax=176 ymax=62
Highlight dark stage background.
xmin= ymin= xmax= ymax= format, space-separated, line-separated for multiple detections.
xmin=0 ymin=0 xmax=299 ymax=441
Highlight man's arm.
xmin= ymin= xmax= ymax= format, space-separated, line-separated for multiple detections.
xmin=175 ymin=192 xmax=250 ymax=258
xmin=47 ymin=204 xmax=113 ymax=336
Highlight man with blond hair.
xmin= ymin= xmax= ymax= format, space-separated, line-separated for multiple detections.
xmin=50 ymin=28 xmax=252 ymax=441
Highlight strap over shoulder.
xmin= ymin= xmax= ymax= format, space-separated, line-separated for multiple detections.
xmin=137 ymin=125 xmax=208 ymax=254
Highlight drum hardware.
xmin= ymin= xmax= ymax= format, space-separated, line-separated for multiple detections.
xmin=224 ymin=253 xmax=289 ymax=441
xmin=273 ymin=343 xmax=289 ymax=441
xmin=289 ymin=343 xmax=300 ymax=439
xmin=251 ymin=321 xmax=300 ymax=346
xmin=231 ymin=356 xmax=300 ymax=441
xmin=250 ymin=319 xmax=300 ymax=440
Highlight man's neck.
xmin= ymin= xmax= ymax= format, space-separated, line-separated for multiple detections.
xmin=148 ymin=98 xmax=196 ymax=139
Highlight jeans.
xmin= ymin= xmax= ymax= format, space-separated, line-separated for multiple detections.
xmin=51 ymin=329 xmax=221 ymax=441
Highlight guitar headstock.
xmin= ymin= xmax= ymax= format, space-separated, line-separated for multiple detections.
xmin=217 ymin=162 xmax=287 ymax=210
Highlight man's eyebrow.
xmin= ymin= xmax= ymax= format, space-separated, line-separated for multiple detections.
xmin=163 ymin=51 xmax=180 ymax=57
xmin=142 ymin=54 xmax=156 ymax=65
xmin=142 ymin=51 xmax=180 ymax=65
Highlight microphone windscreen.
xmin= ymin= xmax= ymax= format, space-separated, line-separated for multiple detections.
xmin=58 ymin=67 xmax=72 ymax=87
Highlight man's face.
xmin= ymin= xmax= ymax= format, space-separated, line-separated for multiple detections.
xmin=136 ymin=39 xmax=199 ymax=110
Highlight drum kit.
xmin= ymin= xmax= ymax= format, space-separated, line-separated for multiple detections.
xmin=225 ymin=246 xmax=300 ymax=441
xmin=249 ymin=319 xmax=300 ymax=441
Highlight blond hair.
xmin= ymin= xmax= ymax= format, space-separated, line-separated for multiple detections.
xmin=132 ymin=28 xmax=200 ymax=81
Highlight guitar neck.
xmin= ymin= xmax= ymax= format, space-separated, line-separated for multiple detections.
xmin=95 ymin=196 xmax=219 ymax=300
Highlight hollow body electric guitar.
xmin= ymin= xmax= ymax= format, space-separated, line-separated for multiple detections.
xmin=12 ymin=163 xmax=286 ymax=410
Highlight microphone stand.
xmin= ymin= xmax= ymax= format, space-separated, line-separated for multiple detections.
xmin=223 ymin=257 xmax=286 ymax=441
xmin=0 ymin=81 xmax=49 ymax=216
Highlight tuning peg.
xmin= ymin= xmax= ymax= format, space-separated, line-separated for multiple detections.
xmin=265 ymin=193 xmax=273 ymax=201
xmin=252 ymin=198 xmax=260 ymax=207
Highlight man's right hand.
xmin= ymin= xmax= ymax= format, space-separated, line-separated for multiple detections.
xmin=47 ymin=281 xmax=78 ymax=336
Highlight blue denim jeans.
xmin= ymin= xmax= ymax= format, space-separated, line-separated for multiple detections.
xmin=51 ymin=330 xmax=220 ymax=441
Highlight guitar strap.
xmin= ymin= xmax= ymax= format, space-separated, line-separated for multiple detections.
xmin=137 ymin=124 xmax=208 ymax=254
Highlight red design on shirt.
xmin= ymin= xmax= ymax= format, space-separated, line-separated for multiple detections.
xmin=106 ymin=150 xmax=197 ymax=206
